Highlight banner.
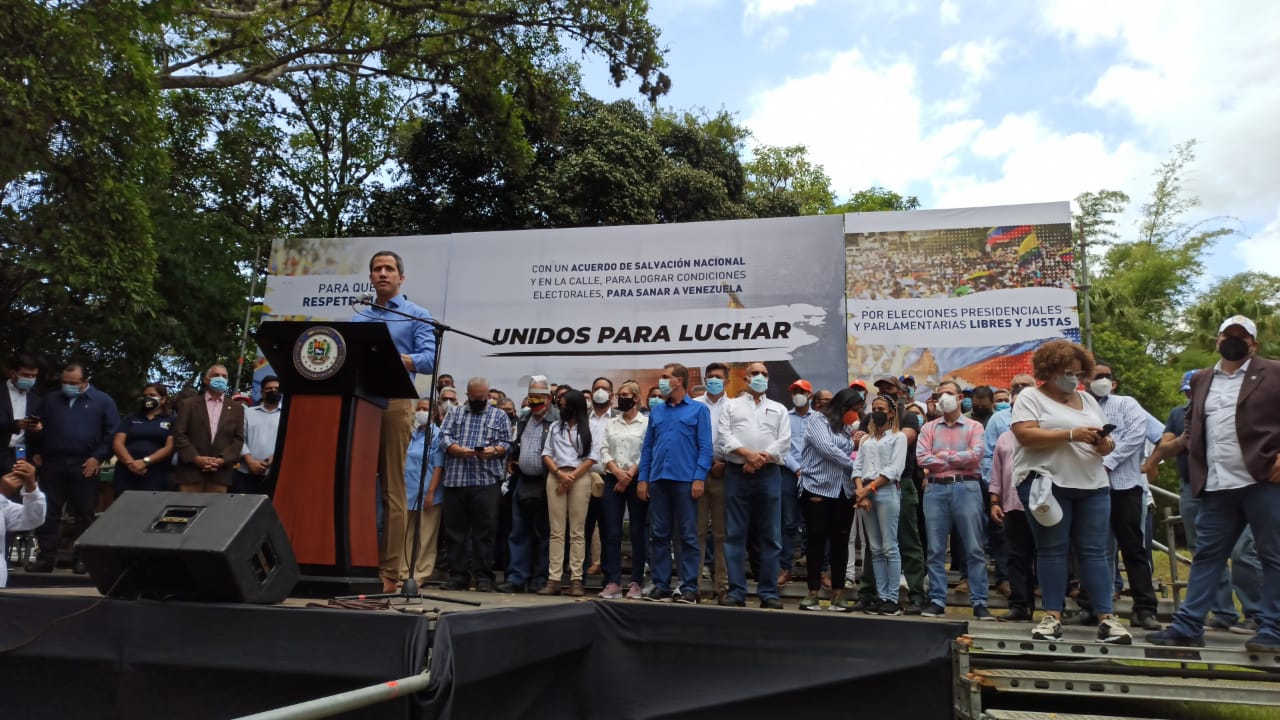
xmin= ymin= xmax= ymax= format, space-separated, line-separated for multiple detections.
xmin=843 ymin=202 xmax=1077 ymax=394
xmin=262 ymin=215 xmax=847 ymax=401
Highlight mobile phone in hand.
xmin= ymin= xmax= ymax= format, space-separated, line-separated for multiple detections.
xmin=474 ymin=446 xmax=486 ymax=454
xmin=15 ymin=445 xmax=26 ymax=461
xmin=1097 ymin=423 xmax=1117 ymax=439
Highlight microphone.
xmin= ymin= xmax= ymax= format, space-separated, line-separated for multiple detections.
xmin=353 ymin=292 xmax=375 ymax=306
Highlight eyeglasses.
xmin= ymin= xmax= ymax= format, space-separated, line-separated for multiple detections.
xmin=1093 ymin=373 xmax=1114 ymax=380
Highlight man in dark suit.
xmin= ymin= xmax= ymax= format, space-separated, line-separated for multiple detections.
xmin=1146 ymin=315 xmax=1280 ymax=652
xmin=2 ymin=353 xmax=45 ymax=477
xmin=173 ymin=364 xmax=245 ymax=493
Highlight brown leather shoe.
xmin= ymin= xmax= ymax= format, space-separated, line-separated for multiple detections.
xmin=566 ymin=580 xmax=586 ymax=597
xmin=778 ymin=570 xmax=792 ymax=586
xmin=955 ymin=579 xmax=970 ymax=594
xmin=537 ymin=580 xmax=562 ymax=596
xmin=996 ymin=581 xmax=1011 ymax=598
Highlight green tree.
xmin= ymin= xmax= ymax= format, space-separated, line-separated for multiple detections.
xmin=743 ymin=144 xmax=836 ymax=217
xmin=834 ymin=186 xmax=920 ymax=213
xmin=1178 ymin=272 xmax=1280 ymax=370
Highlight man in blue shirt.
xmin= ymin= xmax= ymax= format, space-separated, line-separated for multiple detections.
xmin=28 ymin=362 xmax=118 ymax=573
xmin=637 ymin=363 xmax=712 ymax=603
xmin=779 ymin=379 xmax=814 ymax=588
xmin=352 ymin=250 xmax=436 ymax=593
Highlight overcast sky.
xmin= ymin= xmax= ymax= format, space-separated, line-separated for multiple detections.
xmin=583 ymin=0 xmax=1279 ymax=282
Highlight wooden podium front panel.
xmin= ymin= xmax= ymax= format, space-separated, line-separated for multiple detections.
xmin=274 ymin=395 xmax=339 ymax=565
xmin=347 ymin=399 xmax=381 ymax=568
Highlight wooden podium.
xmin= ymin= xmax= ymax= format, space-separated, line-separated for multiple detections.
xmin=255 ymin=321 xmax=418 ymax=595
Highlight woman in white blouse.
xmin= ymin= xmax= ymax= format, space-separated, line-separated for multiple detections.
xmin=599 ymin=381 xmax=650 ymax=600
xmin=852 ymin=394 xmax=908 ymax=615
xmin=539 ymin=389 xmax=598 ymax=597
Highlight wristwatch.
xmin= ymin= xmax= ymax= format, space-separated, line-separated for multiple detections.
xmin=143 ymin=456 xmax=151 ymax=465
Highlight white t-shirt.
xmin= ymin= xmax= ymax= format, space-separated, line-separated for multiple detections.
xmin=1010 ymin=387 xmax=1109 ymax=490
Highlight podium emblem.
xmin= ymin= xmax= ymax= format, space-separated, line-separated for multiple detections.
xmin=293 ymin=326 xmax=347 ymax=380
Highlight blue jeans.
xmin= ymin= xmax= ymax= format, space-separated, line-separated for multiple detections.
xmin=864 ymin=483 xmax=902 ymax=603
xmin=1016 ymin=482 xmax=1113 ymax=614
xmin=779 ymin=467 xmax=803 ymax=574
xmin=725 ymin=463 xmax=782 ymax=602
xmin=506 ymin=484 xmax=550 ymax=587
xmin=647 ymin=479 xmax=700 ymax=595
xmin=1170 ymin=484 xmax=1280 ymax=641
xmin=924 ymin=480 xmax=988 ymax=607
xmin=602 ymin=474 xmax=649 ymax=586
xmin=1181 ymin=483 xmax=1263 ymax=621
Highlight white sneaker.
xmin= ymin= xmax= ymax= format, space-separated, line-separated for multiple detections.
xmin=1032 ymin=614 xmax=1063 ymax=640
xmin=1097 ymin=617 xmax=1134 ymax=645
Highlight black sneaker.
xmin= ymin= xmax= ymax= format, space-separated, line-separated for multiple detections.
xmin=878 ymin=600 xmax=903 ymax=616
xmin=1146 ymin=627 xmax=1205 ymax=647
xmin=760 ymin=597 xmax=784 ymax=610
xmin=921 ymin=603 xmax=948 ymax=618
xmin=643 ymin=587 xmax=674 ymax=602
xmin=862 ymin=600 xmax=882 ymax=615
xmin=496 ymin=581 xmax=526 ymax=594
xmin=999 ymin=607 xmax=1034 ymax=622
xmin=973 ymin=605 xmax=996 ymax=621
xmin=1062 ymin=610 xmax=1099 ymax=626
xmin=444 ymin=577 xmax=469 ymax=591
xmin=674 ymin=591 xmax=698 ymax=605
xmin=903 ymin=602 xmax=925 ymax=616
xmin=718 ymin=596 xmax=746 ymax=607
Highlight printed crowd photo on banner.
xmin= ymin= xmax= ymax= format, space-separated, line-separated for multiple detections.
xmin=843 ymin=202 xmax=1079 ymax=401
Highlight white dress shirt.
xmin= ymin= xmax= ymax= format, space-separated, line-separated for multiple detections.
xmin=7 ymin=379 xmax=28 ymax=448
xmin=718 ymin=394 xmax=792 ymax=465
xmin=1204 ymin=358 xmax=1253 ymax=492
xmin=588 ymin=408 xmax=613 ymax=473
xmin=1 ymin=487 xmax=46 ymax=587
xmin=600 ymin=412 xmax=648 ymax=472
xmin=695 ymin=393 xmax=731 ymax=460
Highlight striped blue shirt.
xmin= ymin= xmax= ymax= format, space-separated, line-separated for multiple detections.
xmin=404 ymin=428 xmax=444 ymax=510
xmin=438 ymin=405 xmax=511 ymax=487
xmin=799 ymin=413 xmax=855 ymax=498
xmin=1096 ymin=393 xmax=1151 ymax=492
xmin=638 ymin=396 xmax=713 ymax=483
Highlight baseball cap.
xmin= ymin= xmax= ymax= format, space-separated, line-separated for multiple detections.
xmin=873 ymin=375 xmax=901 ymax=391
xmin=1218 ymin=315 xmax=1257 ymax=338
xmin=850 ymin=379 xmax=868 ymax=391
xmin=1180 ymin=370 xmax=1194 ymax=393
xmin=1029 ymin=473 xmax=1062 ymax=527
xmin=789 ymin=379 xmax=812 ymax=393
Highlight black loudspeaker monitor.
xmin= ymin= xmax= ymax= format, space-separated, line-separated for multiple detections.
xmin=77 ymin=492 xmax=299 ymax=603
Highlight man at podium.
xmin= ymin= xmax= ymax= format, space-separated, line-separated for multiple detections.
xmin=352 ymin=250 xmax=436 ymax=592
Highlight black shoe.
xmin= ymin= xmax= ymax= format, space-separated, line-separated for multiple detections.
xmin=851 ymin=597 xmax=878 ymax=614
xmin=903 ymin=602 xmax=925 ymax=616
xmin=643 ymin=587 xmax=674 ymax=602
xmin=496 ymin=581 xmax=526 ymax=594
xmin=674 ymin=591 xmax=698 ymax=605
xmin=1131 ymin=611 xmax=1162 ymax=631
xmin=475 ymin=580 xmax=496 ymax=593
xmin=1146 ymin=628 xmax=1205 ymax=647
xmin=973 ymin=605 xmax=996 ymax=621
xmin=1244 ymin=634 xmax=1280 ymax=653
xmin=1062 ymin=610 xmax=1099 ymax=626
xmin=1000 ymin=607 xmax=1034 ymax=622
xmin=444 ymin=577 xmax=469 ymax=591
xmin=718 ymin=596 xmax=746 ymax=607
xmin=921 ymin=603 xmax=948 ymax=618
xmin=878 ymin=600 xmax=903 ymax=616
xmin=760 ymin=597 xmax=784 ymax=610
xmin=72 ymin=560 xmax=89 ymax=575
xmin=25 ymin=558 xmax=54 ymax=573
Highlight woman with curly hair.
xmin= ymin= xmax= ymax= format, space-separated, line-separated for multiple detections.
xmin=1011 ymin=340 xmax=1128 ymax=644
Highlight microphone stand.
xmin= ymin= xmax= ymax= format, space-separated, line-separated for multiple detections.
xmin=335 ymin=296 xmax=497 ymax=608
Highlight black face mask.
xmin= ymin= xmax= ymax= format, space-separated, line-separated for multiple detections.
xmin=616 ymin=396 xmax=636 ymax=412
xmin=263 ymin=390 xmax=281 ymax=405
xmin=1219 ymin=335 xmax=1250 ymax=362
xmin=468 ymin=399 xmax=487 ymax=414
xmin=871 ymin=410 xmax=889 ymax=426
xmin=140 ymin=396 xmax=161 ymax=412
xmin=972 ymin=406 xmax=992 ymax=420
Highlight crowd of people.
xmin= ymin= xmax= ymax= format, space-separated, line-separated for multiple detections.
xmin=4 ymin=251 xmax=1277 ymax=656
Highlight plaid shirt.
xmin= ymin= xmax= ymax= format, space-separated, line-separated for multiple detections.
xmin=438 ymin=404 xmax=512 ymax=488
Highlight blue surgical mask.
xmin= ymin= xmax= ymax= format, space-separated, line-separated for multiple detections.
xmin=994 ymin=401 xmax=1010 ymax=412
xmin=961 ymin=397 xmax=973 ymax=413
xmin=62 ymin=383 xmax=82 ymax=398
xmin=705 ymin=378 xmax=725 ymax=395
xmin=748 ymin=375 xmax=769 ymax=394
xmin=657 ymin=378 xmax=673 ymax=397
xmin=15 ymin=377 xmax=36 ymax=391
xmin=649 ymin=397 xmax=663 ymax=410
xmin=208 ymin=377 xmax=229 ymax=394
xmin=915 ymin=413 xmax=925 ymax=427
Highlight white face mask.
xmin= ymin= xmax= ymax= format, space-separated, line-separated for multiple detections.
xmin=592 ymin=388 xmax=611 ymax=406
xmin=792 ymin=393 xmax=809 ymax=408
xmin=1089 ymin=378 xmax=1113 ymax=398
xmin=413 ymin=410 xmax=431 ymax=426
xmin=937 ymin=394 xmax=960 ymax=414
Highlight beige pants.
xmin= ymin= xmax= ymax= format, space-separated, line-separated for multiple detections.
xmin=547 ymin=469 xmax=591 ymax=582
xmin=403 ymin=504 xmax=442 ymax=583
xmin=378 ymin=398 xmax=414 ymax=581
xmin=697 ymin=473 xmax=729 ymax=593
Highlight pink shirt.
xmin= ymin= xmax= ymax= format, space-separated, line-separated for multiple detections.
xmin=988 ymin=430 xmax=1024 ymax=512
xmin=916 ymin=415 xmax=984 ymax=478
xmin=205 ymin=392 xmax=224 ymax=442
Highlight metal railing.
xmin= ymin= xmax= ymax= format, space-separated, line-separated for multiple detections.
xmin=232 ymin=671 xmax=431 ymax=720
xmin=1148 ymin=484 xmax=1191 ymax=611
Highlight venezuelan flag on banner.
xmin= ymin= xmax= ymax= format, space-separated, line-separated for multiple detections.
xmin=986 ymin=225 xmax=1033 ymax=249
xmin=1017 ymin=231 xmax=1043 ymax=266
xmin=1058 ymin=248 xmax=1074 ymax=263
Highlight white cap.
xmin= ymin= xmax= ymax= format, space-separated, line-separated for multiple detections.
xmin=1218 ymin=315 xmax=1257 ymax=339
xmin=1029 ymin=473 xmax=1062 ymax=527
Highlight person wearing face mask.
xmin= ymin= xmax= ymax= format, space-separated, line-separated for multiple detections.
xmin=499 ymin=376 xmax=557 ymax=594
xmin=643 ymin=386 xmax=662 ymax=414
xmin=852 ymin=395 xmax=908 ymax=615
xmin=637 ymin=363 xmax=712 ymax=603
xmin=29 ymin=361 xmax=120 ymax=572
xmin=583 ymin=377 xmax=617 ymax=580
xmin=956 ymin=384 xmax=1009 ymax=597
xmin=173 ymin=363 xmax=245 ymax=496
xmin=1009 ymin=340 xmax=1128 ymax=644
xmin=1071 ymin=363 xmax=1162 ymax=631
xmin=718 ymin=362 xmax=791 ymax=609
xmin=2 ymin=353 xmax=45 ymax=478
xmin=111 ymin=382 xmax=175 ymax=495
xmin=988 ymin=385 xmax=1037 ymax=621
xmin=812 ymin=389 xmax=833 ymax=412
xmin=982 ymin=374 xmax=1036 ymax=487
xmin=404 ymin=396 xmax=446 ymax=589
xmin=917 ymin=380 xmax=993 ymax=621
xmin=796 ymin=387 xmax=862 ymax=611
xmin=778 ymin=379 xmax=814 ymax=588
xmin=965 ymin=386 xmax=995 ymax=427
xmin=234 ymin=376 xmax=284 ymax=495
xmin=693 ymin=362 xmax=732 ymax=602
xmin=1147 ymin=316 xmax=1280 ymax=653
xmin=438 ymin=377 xmax=512 ymax=592
xmin=993 ymin=388 xmax=1011 ymax=409
xmin=600 ymin=381 xmax=649 ymax=599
